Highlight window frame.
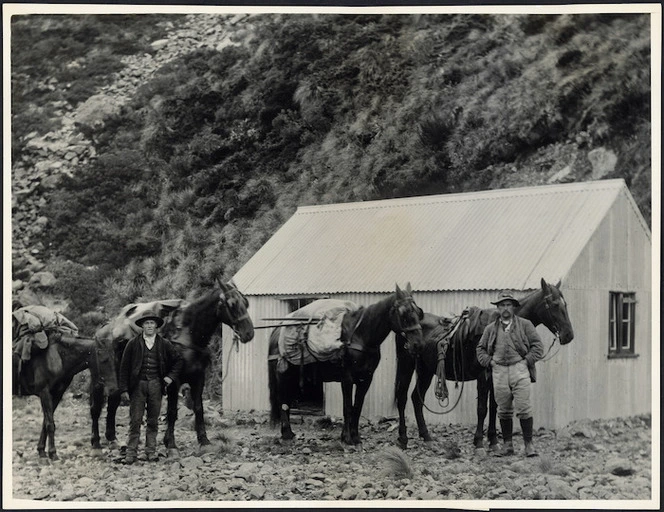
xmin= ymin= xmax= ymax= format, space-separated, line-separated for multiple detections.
xmin=608 ymin=291 xmax=638 ymax=359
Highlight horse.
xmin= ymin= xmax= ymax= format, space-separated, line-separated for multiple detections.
xmin=89 ymin=281 xmax=254 ymax=453
xmin=268 ymin=283 xmax=424 ymax=445
xmin=89 ymin=299 xmax=185 ymax=451
xmin=13 ymin=331 xmax=118 ymax=460
xmin=394 ymin=278 xmax=574 ymax=450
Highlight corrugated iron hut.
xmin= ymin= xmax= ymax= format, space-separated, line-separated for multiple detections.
xmin=221 ymin=179 xmax=652 ymax=429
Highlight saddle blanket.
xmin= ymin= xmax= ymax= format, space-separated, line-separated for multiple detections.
xmin=110 ymin=299 xmax=188 ymax=341
xmin=278 ymin=299 xmax=359 ymax=365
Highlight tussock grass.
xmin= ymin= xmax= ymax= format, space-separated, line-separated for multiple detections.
xmin=537 ymin=454 xmax=569 ymax=476
xmin=379 ymin=447 xmax=414 ymax=480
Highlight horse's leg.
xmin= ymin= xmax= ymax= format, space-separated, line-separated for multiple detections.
xmin=412 ymin=366 xmax=435 ymax=444
xmin=474 ymin=371 xmax=490 ymax=448
xmin=349 ymin=378 xmax=372 ymax=445
xmin=340 ymin=378 xmax=354 ymax=445
xmin=395 ymin=355 xmax=415 ymax=449
xmin=278 ymin=369 xmax=295 ymax=440
xmin=487 ymin=376 xmax=498 ymax=448
xmin=190 ymin=377 xmax=211 ymax=446
xmin=106 ymin=391 xmax=122 ymax=447
xmin=89 ymin=383 xmax=104 ymax=449
xmin=38 ymin=390 xmax=57 ymax=460
xmin=163 ymin=381 xmax=179 ymax=452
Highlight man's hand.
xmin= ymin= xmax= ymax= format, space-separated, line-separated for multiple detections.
xmin=489 ymin=359 xmax=496 ymax=368
xmin=162 ymin=377 xmax=173 ymax=395
xmin=121 ymin=391 xmax=130 ymax=403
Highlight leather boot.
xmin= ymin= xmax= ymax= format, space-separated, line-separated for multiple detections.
xmin=499 ymin=418 xmax=514 ymax=456
xmin=520 ymin=417 xmax=538 ymax=457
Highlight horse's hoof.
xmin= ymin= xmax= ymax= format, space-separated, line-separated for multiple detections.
xmin=488 ymin=443 xmax=500 ymax=452
xmin=282 ymin=431 xmax=295 ymax=441
xmin=49 ymin=453 xmax=59 ymax=461
xmin=475 ymin=447 xmax=488 ymax=457
xmin=396 ymin=439 xmax=408 ymax=450
xmin=91 ymin=448 xmax=104 ymax=458
xmin=108 ymin=440 xmax=119 ymax=450
xmin=167 ymin=448 xmax=180 ymax=459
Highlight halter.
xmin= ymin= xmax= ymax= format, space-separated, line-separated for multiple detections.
xmin=218 ymin=288 xmax=251 ymax=338
xmin=390 ymin=297 xmax=423 ymax=338
xmin=540 ymin=292 xmax=562 ymax=361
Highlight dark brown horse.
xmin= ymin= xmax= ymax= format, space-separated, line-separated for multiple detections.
xmin=268 ymin=283 xmax=424 ymax=445
xmin=90 ymin=299 xmax=185 ymax=450
xmin=394 ymin=278 xmax=574 ymax=449
xmin=13 ymin=331 xmax=118 ymax=460
xmin=90 ymin=281 xmax=254 ymax=453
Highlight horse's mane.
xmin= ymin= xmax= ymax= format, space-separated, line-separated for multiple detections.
xmin=181 ymin=289 xmax=220 ymax=346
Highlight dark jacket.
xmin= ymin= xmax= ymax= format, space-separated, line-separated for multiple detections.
xmin=119 ymin=333 xmax=183 ymax=394
xmin=476 ymin=315 xmax=543 ymax=382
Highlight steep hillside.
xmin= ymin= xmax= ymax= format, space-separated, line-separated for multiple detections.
xmin=10 ymin=12 xmax=652 ymax=332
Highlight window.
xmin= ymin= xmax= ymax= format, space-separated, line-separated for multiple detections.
xmin=278 ymin=296 xmax=328 ymax=313
xmin=609 ymin=292 xmax=637 ymax=357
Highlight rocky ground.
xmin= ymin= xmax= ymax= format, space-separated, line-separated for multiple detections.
xmin=9 ymin=393 xmax=653 ymax=504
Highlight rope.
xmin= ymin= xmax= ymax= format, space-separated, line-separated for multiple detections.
xmin=419 ymin=314 xmax=469 ymax=415
xmin=219 ymin=331 xmax=240 ymax=386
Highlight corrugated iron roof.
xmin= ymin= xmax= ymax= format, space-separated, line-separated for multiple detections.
xmin=233 ymin=179 xmax=642 ymax=295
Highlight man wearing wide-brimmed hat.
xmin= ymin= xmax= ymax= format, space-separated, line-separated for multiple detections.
xmin=476 ymin=290 xmax=544 ymax=457
xmin=118 ymin=309 xmax=183 ymax=464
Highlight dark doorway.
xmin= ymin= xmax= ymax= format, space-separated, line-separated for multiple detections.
xmin=284 ymin=296 xmax=326 ymax=415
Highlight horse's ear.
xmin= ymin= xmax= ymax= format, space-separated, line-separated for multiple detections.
xmin=395 ymin=283 xmax=403 ymax=297
xmin=555 ymin=279 xmax=562 ymax=289
xmin=541 ymin=278 xmax=549 ymax=292
xmin=405 ymin=282 xmax=413 ymax=294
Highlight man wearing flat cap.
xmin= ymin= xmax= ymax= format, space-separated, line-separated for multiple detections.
xmin=476 ymin=291 xmax=543 ymax=457
xmin=118 ymin=309 xmax=183 ymax=464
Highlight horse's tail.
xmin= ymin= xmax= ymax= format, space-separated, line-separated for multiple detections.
xmin=267 ymin=327 xmax=281 ymax=427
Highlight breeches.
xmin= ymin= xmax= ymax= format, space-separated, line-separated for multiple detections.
xmin=127 ymin=379 xmax=162 ymax=456
xmin=492 ymin=360 xmax=532 ymax=420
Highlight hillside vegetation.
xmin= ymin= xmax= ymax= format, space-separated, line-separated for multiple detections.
xmin=11 ymin=12 xmax=652 ymax=333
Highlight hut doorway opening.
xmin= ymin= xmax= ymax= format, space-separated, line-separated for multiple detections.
xmin=284 ymin=296 xmax=327 ymax=415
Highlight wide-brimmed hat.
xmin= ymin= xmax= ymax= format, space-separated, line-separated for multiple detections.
xmin=134 ymin=310 xmax=164 ymax=328
xmin=491 ymin=290 xmax=520 ymax=307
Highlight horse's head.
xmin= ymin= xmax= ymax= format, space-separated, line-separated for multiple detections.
xmin=217 ymin=280 xmax=254 ymax=343
xmin=391 ymin=282 xmax=424 ymax=356
xmin=538 ymin=278 xmax=574 ymax=345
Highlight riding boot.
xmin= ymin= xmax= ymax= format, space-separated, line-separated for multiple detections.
xmin=499 ymin=418 xmax=514 ymax=456
xmin=520 ymin=417 xmax=538 ymax=457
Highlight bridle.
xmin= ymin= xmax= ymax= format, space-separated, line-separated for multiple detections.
xmin=390 ymin=297 xmax=423 ymax=345
xmin=218 ymin=287 xmax=251 ymax=341
xmin=540 ymin=291 xmax=563 ymax=361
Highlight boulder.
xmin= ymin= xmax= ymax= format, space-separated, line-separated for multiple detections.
xmin=588 ymin=147 xmax=617 ymax=179
xmin=28 ymin=271 xmax=57 ymax=288
xmin=74 ymin=94 xmax=122 ymax=130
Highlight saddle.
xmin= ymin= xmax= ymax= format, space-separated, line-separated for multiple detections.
xmin=433 ymin=306 xmax=489 ymax=400
xmin=12 ymin=306 xmax=78 ymax=364
xmin=277 ymin=299 xmax=360 ymax=367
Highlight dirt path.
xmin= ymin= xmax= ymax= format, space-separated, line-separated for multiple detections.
xmin=9 ymin=394 xmax=652 ymax=503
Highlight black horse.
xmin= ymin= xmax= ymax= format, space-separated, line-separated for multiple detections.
xmin=268 ymin=283 xmax=424 ymax=445
xmin=13 ymin=331 xmax=117 ymax=460
xmin=90 ymin=281 xmax=254 ymax=453
xmin=394 ymin=278 xmax=574 ymax=450
xmin=90 ymin=299 xmax=185 ymax=451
